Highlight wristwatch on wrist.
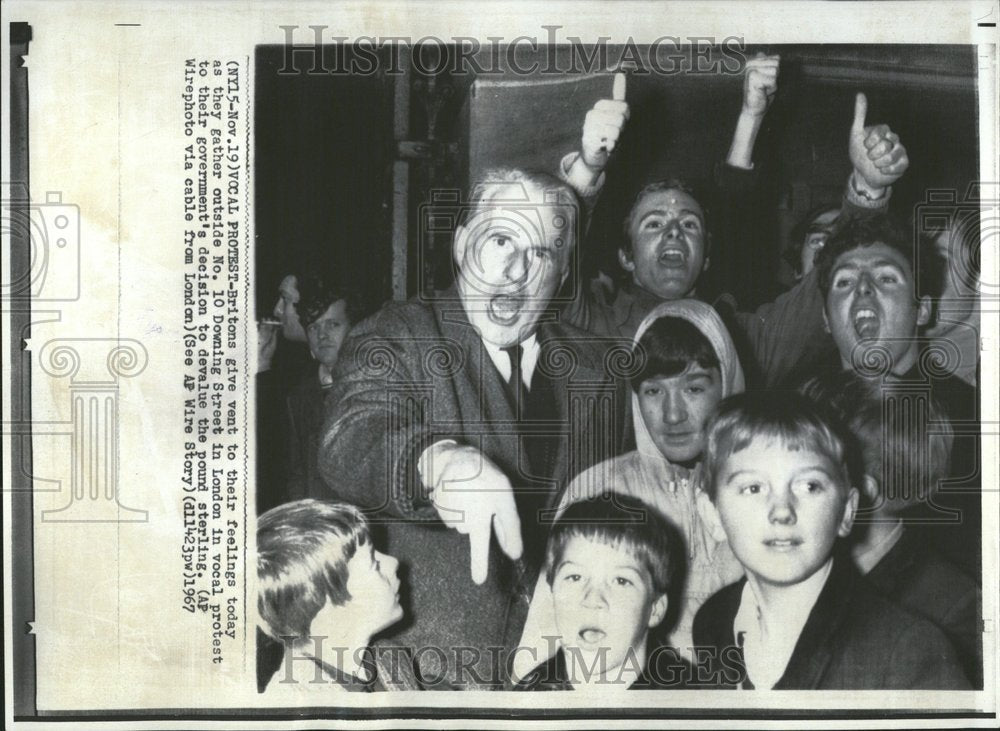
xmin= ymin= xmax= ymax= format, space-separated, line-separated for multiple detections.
xmin=850 ymin=171 xmax=886 ymax=202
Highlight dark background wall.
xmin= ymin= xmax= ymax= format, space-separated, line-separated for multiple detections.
xmin=254 ymin=46 xmax=395 ymax=314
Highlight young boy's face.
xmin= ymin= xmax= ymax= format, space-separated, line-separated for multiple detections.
xmin=307 ymin=542 xmax=403 ymax=649
xmin=705 ymin=440 xmax=858 ymax=587
xmin=550 ymin=535 xmax=667 ymax=679
xmin=344 ymin=543 xmax=403 ymax=635
xmin=637 ymin=363 xmax=723 ymax=464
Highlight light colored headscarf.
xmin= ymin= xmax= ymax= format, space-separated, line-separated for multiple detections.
xmin=630 ymin=299 xmax=745 ymax=461
xmin=512 ymin=300 xmax=746 ymax=680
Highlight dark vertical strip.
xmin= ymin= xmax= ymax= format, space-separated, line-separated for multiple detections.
xmin=9 ymin=21 xmax=37 ymax=717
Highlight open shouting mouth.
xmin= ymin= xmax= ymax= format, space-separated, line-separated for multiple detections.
xmin=658 ymin=247 xmax=688 ymax=269
xmin=852 ymin=307 xmax=880 ymax=338
xmin=488 ymin=294 xmax=524 ymax=325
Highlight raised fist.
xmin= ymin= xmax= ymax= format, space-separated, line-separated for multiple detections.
xmin=742 ymin=52 xmax=780 ymax=118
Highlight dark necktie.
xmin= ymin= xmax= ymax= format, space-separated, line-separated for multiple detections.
xmin=500 ymin=342 xmax=558 ymax=584
xmin=502 ymin=343 xmax=525 ymax=409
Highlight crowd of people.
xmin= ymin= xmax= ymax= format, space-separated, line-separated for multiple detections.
xmin=254 ymin=55 xmax=982 ymax=694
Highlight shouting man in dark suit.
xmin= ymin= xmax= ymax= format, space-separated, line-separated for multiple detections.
xmin=319 ymin=169 xmax=632 ymax=689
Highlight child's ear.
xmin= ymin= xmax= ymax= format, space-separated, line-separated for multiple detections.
xmin=838 ymin=487 xmax=860 ymax=538
xmin=648 ymin=593 xmax=669 ymax=629
xmin=696 ymin=490 xmax=728 ymax=544
xmin=618 ymin=247 xmax=636 ymax=273
xmin=822 ymin=306 xmax=831 ymax=334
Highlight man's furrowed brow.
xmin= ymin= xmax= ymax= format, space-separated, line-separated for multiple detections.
xmin=638 ymin=209 xmax=667 ymax=223
xmin=832 ymin=260 xmax=861 ymax=274
xmin=639 ymin=208 xmax=703 ymax=223
xmin=870 ymin=259 xmax=907 ymax=273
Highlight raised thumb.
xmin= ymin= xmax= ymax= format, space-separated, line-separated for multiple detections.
xmin=852 ymin=92 xmax=868 ymax=135
xmin=612 ymin=71 xmax=626 ymax=102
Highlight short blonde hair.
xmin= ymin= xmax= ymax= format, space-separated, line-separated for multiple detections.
xmin=704 ymin=393 xmax=859 ymax=501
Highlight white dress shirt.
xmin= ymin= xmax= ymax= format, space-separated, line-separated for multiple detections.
xmin=418 ymin=334 xmax=539 ymax=490
xmin=733 ymin=559 xmax=833 ymax=689
xmin=482 ymin=334 xmax=540 ymax=390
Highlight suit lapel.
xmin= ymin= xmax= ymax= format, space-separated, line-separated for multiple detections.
xmin=434 ymin=297 xmax=521 ymax=473
xmin=701 ymin=580 xmax=748 ymax=688
xmin=427 ymin=305 xmax=625 ymax=524
xmin=773 ymin=555 xmax=855 ymax=689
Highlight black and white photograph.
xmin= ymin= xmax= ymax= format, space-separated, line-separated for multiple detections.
xmin=2 ymin=1 xmax=997 ymax=727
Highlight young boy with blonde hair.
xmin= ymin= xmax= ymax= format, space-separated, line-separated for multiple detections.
xmin=693 ymin=394 xmax=969 ymax=689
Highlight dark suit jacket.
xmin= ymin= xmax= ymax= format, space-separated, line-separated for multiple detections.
xmin=513 ymin=646 xmax=693 ymax=691
xmin=318 ymin=290 xmax=632 ymax=688
xmin=285 ymin=371 xmax=330 ymax=501
xmin=256 ymin=342 xmax=313 ymax=514
xmin=692 ymin=555 xmax=971 ymax=690
xmin=865 ymin=527 xmax=982 ymax=688
xmin=897 ymin=367 xmax=981 ymax=580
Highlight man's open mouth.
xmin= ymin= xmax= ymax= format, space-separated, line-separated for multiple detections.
xmin=852 ymin=307 xmax=880 ymax=338
xmin=488 ymin=295 xmax=523 ymax=325
xmin=658 ymin=248 xmax=687 ymax=268
xmin=578 ymin=628 xmax=607 ymax=646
